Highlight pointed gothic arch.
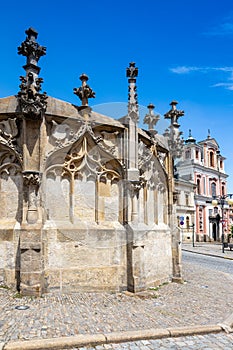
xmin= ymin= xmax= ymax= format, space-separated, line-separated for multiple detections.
xmin=44 ymin=128 xmax=124 ymax=225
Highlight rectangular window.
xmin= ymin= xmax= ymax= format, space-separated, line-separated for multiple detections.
xmin=185 ymin=150 xmax=191 ymax=159
xmin=203 ymin=177 xmax=206 ymax=194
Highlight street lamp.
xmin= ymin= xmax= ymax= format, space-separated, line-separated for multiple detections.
xmin=212 ymin=194 xmax=233 ymax=253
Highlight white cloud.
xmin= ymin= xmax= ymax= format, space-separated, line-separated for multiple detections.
xmin=170 ymin=66 xmax=200 ymax=74
xmin=170 ymin=65 xmax=233 ymax=91
xmin=211 ymin=82 xmax=233 ymax=90
xmin=170 ymin=66 xmax=233 ymax=75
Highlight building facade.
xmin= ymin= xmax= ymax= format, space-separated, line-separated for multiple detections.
xmin=174 ymin=176 xmax=196 ymax=243
xmin=176 ymin=130 xmax=231 ymax=242
xmin=0 ymin=28 xmax=184 ymax=296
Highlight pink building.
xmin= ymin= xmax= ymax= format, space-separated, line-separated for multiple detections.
xmin=176 ymin=130 xmax=231 ymax=242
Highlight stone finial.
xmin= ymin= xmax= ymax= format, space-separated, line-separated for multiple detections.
xmin=164 ymin=100 xmax=184 ymax=127
xmin=126 ymin=62 xmax=139 ymax=120
xmin=18 ymin=27 xmax=46 ymax=74
xmin=207 ymin=129 xmax=211 ymax=139
xmin=126 ymin=62 xmax=138 ymax=79
xmin=73 ymin=73 xmax=96 ymax=107
xmin=143 ymin=103 xmax=160 ymax=133
xmin=17 ymin=28 xmax=47 ymax=118
xmin=164 ymin=101 xmax=184 ymax=159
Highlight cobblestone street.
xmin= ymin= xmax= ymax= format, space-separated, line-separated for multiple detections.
xmin=0 ymin=260 xmax=233 ymax=342
xmin=1 ymin=244 xmax=233 ymax=349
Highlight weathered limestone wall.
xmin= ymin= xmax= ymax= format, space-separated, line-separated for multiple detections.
xmin=42 ymin=225 xmax=127 ymax=292
xmin=0 ymin=169 xmax=22 ymax=287
xmin=143 ymin=228 xmax=172 ymax=286
xmin=0 ymin=227 xmax=20 ymax=287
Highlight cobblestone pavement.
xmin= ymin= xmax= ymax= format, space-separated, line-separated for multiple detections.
xmin=182 ymin=242 xmax=233 ymax=259
xmin=68 ymin=333 xmax=233 ymax=349
xmin=1 ymin=250 xmax=233 ymax=344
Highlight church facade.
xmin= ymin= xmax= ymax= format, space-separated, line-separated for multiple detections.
xmin=0 ymin=28 xmax=183 ymax=296
xmin=175 ymin=131 xmax=230 ymax=242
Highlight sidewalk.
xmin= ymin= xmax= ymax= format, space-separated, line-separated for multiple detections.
xmin=1 ymin=243 xmax=233 ymax=349
xmin=182 ymin=241 xmax=233 ymax=260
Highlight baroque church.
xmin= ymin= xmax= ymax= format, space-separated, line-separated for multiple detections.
xmin=0 ymin=28 xmax=184 ymax=296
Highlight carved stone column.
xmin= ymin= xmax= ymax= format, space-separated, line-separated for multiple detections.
xmin=23 ymin=171 xmax=41 ymax=224
xmin=16 ymin=28 xmax=47 ymax=296
xmin=126 ymin=62 xmax=139 ymax=181
xmin=128 ymin=180 xmax=142 ymax=223
xmin=20 ymin=171 xmax=44 ymax=297
xmin=164 ymin=101 xmax=185 ymax=283
xmin=126 ymin=179 xmax=147 ymax=292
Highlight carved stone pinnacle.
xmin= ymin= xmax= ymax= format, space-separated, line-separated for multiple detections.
xmin=73 ymin=73 xmax=96 ymax=107
xmin=17 ymin=28 xmax=47 ymax=119
xmin=126 ymin=62 xmax=139 ymax=119
xmin=164 ymin=100 xmax=184 ymax=127
xmin=126 ymin=62 xmax=138 ymax=79
xmin=143 ymin=103 xmax=160 ymax=132
xmin=18 ymin=27 xmax=46 ymax=69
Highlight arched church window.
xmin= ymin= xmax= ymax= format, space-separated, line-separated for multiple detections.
xmin=210 ymin=151 xmax=214 ymax=167
xmin=222 ymin=185 xmax=225 ymax=196
xmin=186 ymin=216 xmax=190 ymax=229
xmin=197 ymin=178 xmax=201 ymax=194
xmin=211 ymin=182 xmax=216 ymax=197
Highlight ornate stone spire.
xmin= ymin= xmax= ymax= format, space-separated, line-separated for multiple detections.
xmin=126 ymin=62 xmax=138 ymax=121
xmin=73 ymin=73 xmax=95 ymax=107
xmin=164 ymin=101 xmax=184 ymax=158
xmin=143 ymin=103 xmax=160 ymax=134
xmin=17 ymin=27 xmax=47 ymax=119
xmin=164 ymin=100 xmax=184 ymax=127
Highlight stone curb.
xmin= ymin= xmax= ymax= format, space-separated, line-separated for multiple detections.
xmin=182 ymin=248 xmax=233 ymax=261
xmin=2 ymin=325 xmax=223 ymax=350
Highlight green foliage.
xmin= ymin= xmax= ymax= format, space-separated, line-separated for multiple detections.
xmin=0 ymin=284 xmax=10 ymax=290
xmin=13 ymin=292 xmax=23 ymax=299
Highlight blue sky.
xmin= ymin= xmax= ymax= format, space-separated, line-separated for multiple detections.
xmin=1 ymin=0 xmax=233 ymax=191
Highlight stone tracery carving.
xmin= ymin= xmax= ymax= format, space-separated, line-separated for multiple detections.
xmin=45 ymin=130 xmax=123 ymax=224
xmin=94 ymin=130 xmax=119 ymax=157
xmin=138 ymin=140 xmax=168 ymax=192
xmin=50 ymin=121 xmax=75 ymax=147
xmin=138 ymin=140 xmax=153 ymax=168
xmin=0 ymin=147 xmax=22 ymax=175
xmin=0 ymin=119 xmax=22 ymax=158
xmin=63 ymin=135 xmax=121 ymax=181
xmin=0 ymin=118 xmax=18 ymax=141
xmin=46 ymin=120 xmax=121 ymax=166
